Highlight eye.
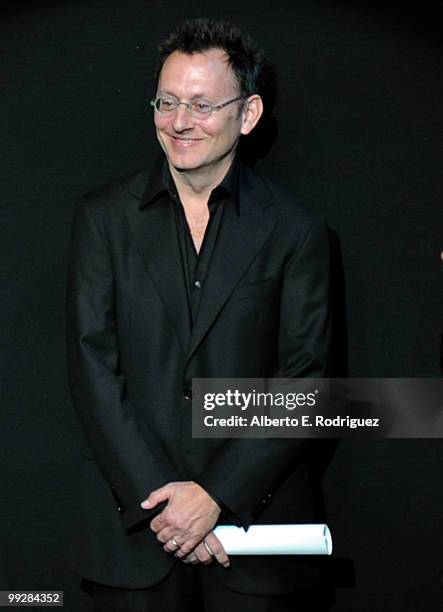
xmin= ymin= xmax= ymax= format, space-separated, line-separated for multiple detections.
xmin=158 ymin=97 xmax=177 ymax=112
xmin=192 ymin=100 xmax=212 ymax=114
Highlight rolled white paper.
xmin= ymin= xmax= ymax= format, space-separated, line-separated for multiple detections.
xmin=213 ymin=524 xmax=332 ymax=555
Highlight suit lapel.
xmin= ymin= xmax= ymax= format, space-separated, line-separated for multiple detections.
xmin=125 ymin=188 xmax=191 ymax=356
xmin=186 ymin=165 xmax=276 ymax=363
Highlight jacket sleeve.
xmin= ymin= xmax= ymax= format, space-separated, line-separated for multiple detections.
xmin=65 ymin=197 xmax=179 ymax=532
xmin=196 ymin=216 xmax=331 ymax=529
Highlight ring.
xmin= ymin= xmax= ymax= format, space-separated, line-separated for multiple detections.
xmin=203 ymin=540 xmax=213 ymax=555
xmin=170 ymin=538 xmax=179 ymax=548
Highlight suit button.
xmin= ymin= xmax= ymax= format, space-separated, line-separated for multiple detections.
xmin=261 ymin=493 xmax=273 ymax=507
xmin=184 ymin=388 xmax=192 ymax=400
xmin=109 ymin=484 xmax=124 ymax=512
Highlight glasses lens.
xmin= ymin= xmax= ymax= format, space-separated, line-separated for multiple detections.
xmin=156 ymin=97 xmax=177 ymax=114
xmin=191 ymin=99 xmax=212 ymax=116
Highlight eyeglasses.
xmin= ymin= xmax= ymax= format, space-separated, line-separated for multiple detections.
xmin=150 ymin=95 xmax=245 ymax=119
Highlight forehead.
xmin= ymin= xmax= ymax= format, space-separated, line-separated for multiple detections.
xmin=157 ymin=48 xmax=239 ymax=97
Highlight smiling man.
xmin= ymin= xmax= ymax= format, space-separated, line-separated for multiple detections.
xmin=66 ymin=18 xmax=332 ymax=612
xmin=154 ymin=48 xmax=255 ymax=169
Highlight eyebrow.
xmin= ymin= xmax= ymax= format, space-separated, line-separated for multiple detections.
xmin=158 ymin=90 xmax=214 ymax=101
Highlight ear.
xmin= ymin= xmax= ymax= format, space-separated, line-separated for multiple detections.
xmin=240 ymin=95 xmax=264 ymax=135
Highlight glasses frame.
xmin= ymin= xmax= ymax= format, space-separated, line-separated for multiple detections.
xmin=150 ymin=95 xmax=246 ymax=119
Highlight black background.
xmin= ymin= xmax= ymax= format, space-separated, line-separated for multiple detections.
xmin=1 ymin=1 xmax=442 ymax=610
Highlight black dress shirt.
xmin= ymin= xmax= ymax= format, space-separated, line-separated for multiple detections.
xmin=143 ymin=156 xmax=240 ymax=329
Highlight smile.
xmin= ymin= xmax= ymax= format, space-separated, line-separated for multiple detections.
xmin=172 ymin=136 xmax=203 ymax=142
xmin=169 ymin=136 xmax=204 ymax=149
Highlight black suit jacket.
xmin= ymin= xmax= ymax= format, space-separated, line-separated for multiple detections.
xmin=65 ymin=159 xmax=331 ymax=594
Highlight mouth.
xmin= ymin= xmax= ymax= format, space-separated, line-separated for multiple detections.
xmin=170 ymin=135 xmax=204 ymax=146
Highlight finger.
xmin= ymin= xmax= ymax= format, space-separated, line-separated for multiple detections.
xmin=174 ymin=537 xmax=200 ymax=559
xmin=150 ymin=508 xmax=174 ymax=533
xmin=182 ymin=552 xmax=199 ymax=565
xmin=193 ymin=542 xmax=213 ymax=565
xmin=155 ymin=527 xmax=176 ymax=544
xmin=162 ymin=535 xmax=181 ymax=553
xmin=141 ymin=484 xmax=172 ymax=510
xmin=204 ymin=533 xmax=230 ymax=568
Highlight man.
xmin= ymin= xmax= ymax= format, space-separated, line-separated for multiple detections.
xmin=66 ymin=18 xmax=332 ymax=611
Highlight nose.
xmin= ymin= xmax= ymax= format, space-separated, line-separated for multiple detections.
xmin=172 ymin=103 xmax=195 ymax=132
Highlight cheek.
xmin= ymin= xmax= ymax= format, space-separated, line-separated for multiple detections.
xmin=155 ymin=124 xmax=172 ymax=148
xmin=205 ymin=128 xmax=229 ymax=142
xmin=155 ymin=129 xmax=169 ymax=154
xmin=154 ymin=115 xmax=170 ymax=131
xmin=215 ymin=125 xmax=238 ymax=144
xmin=200 ymin=116 xmax=228 ymax=138
xmin=212 ymin=116 xmax=240 ymax=139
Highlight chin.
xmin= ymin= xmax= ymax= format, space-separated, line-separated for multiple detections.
xmin=168 ymin=154 xmax=206 ymax=172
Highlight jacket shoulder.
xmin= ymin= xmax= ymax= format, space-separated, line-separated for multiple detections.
xmin=242 ymin=163 xmax=327 ymax=234
xmin=77 ymin=165 xmax=151 ymax=212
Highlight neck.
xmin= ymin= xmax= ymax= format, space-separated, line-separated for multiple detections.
xmin=168 ymin=153 xmax=235 ymax=205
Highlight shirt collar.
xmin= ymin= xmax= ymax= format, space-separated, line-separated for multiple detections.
xmin=139 ymin=155 xmax=240 ymax=215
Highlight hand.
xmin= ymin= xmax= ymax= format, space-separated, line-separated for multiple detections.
xmin=140 ymin=481 xmax=221 ymax=558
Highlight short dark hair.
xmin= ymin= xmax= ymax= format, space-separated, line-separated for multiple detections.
xmin=155 ymin=18 xmax=267 ymax=99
